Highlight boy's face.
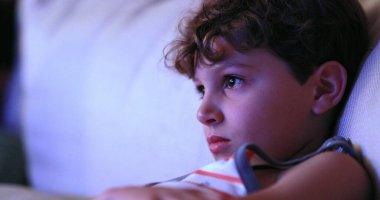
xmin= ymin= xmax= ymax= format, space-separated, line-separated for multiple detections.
xmin=193 ymin=38 xmax=325 ymax=161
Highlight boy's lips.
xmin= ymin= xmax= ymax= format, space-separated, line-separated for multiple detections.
xmin=206 ymin=135 xmax=231 ymax=154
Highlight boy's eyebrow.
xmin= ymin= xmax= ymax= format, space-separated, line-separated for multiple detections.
xmin=192 ymin=62 xmax=257 ymax=82
xmin=231 ymin=62 xmax=255 ymax=68
xmin=192 ymin=75 xmax=207 ymax=84
xmin=223 ymin=60 xmax=259 ymax=70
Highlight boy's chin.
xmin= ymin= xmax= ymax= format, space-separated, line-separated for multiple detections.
xmin=212 ymin=153 xmax=234 ymax=161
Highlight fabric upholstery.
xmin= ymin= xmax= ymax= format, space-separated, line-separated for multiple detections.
xmin=336 ymin=40 xmax=380 ymax=185
xmin=0 ymin=184 xmax=84 ymax=200
xmin=19 ymin=0 xmax=212 ymax=196
xmin=17 ymin=0 xmax=380 ymax=197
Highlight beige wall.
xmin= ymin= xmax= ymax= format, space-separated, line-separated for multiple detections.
xmin=359 ymin=0 xmax=380 ymax=47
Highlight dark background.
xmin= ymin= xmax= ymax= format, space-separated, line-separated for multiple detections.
xmin=0 ymin=0 xmax=28 ymax=185
xmin=0 ymin=0 xmax=17 ymax=122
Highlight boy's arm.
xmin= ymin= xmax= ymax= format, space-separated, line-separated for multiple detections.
xmin=239 ymin=151 xmax=371 ymax=200
xmin=92 ymin=152 xmax=371 ymax=200
xmin=92 ymin=186 xmax=227 ymax=200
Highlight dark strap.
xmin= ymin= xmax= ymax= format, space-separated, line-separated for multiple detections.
xmin=252 ymin=165 xmax=277 ymax=171
xmin=234 ymin=136 xmax=364 ymax=194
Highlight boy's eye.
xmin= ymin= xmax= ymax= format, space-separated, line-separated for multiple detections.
xmin=196 ymin=85 xmax=205 ymax=98
xmin=224 ymin=75 xmax=244 ymax=89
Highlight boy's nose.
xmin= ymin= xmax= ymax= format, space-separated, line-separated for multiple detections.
xmin=197 ymin=98 xmax=224 ymax=126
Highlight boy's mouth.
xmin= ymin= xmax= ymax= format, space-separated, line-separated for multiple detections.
xmin=207 ymin=135 xmax=231 ymax=155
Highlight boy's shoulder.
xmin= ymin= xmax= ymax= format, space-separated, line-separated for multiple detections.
xmin=276 ymin=151 xmax=372 ymax=200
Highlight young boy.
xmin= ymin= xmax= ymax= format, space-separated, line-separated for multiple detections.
xmin=94 ymin=0 xmax=373 ymax=199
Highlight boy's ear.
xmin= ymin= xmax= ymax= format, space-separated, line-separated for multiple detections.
xmin=312 ymin=61 xmax=347 ymax=115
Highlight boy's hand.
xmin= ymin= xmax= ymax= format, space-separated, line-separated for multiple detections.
xmin=92 ymin=186 xmax=231 ymax=200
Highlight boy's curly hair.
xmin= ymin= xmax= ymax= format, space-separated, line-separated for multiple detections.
xmin=165 ymin=0 xmax=369 ymax=90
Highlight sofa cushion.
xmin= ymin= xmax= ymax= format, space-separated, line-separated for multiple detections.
xmin=19 ymin=0 xmax=212 ymax=196
xmin=336 ymin=40 xmax=380 ymax=185
xmin=0 ymin=184 xmax=84 ymax=200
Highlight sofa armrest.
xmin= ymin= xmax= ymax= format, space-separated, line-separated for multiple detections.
xmin=0 ymin=184 xmax=87 ymax=200
xmin=0 ymin=131 xmax=28 ymax=184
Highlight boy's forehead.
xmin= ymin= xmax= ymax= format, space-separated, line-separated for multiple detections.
xmin=195 ymin=36 xmax=241 ymax=69
xmin=199 ymin=37 xmax=280 ymax=67
xmin=211 ymin=36 xmax=236 ymax=57
xmin=194 ymin=44 xmax=298 ymax=83
xmin=195 ymin=46 xmax=261 ymax=74
xmin=205 ymin=36 xmax=276 ymax=63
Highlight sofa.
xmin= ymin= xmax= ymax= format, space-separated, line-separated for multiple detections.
xmin=0 ymin=0 xmax=379 ymax=199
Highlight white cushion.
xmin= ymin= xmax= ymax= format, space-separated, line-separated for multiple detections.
xmin=336 ymin=41 xmax=380 ymax=182
xmin=19 ymin=0 xmax=379 ymax=196
xmin=19 ymin=0 xmax=212 ymax=196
